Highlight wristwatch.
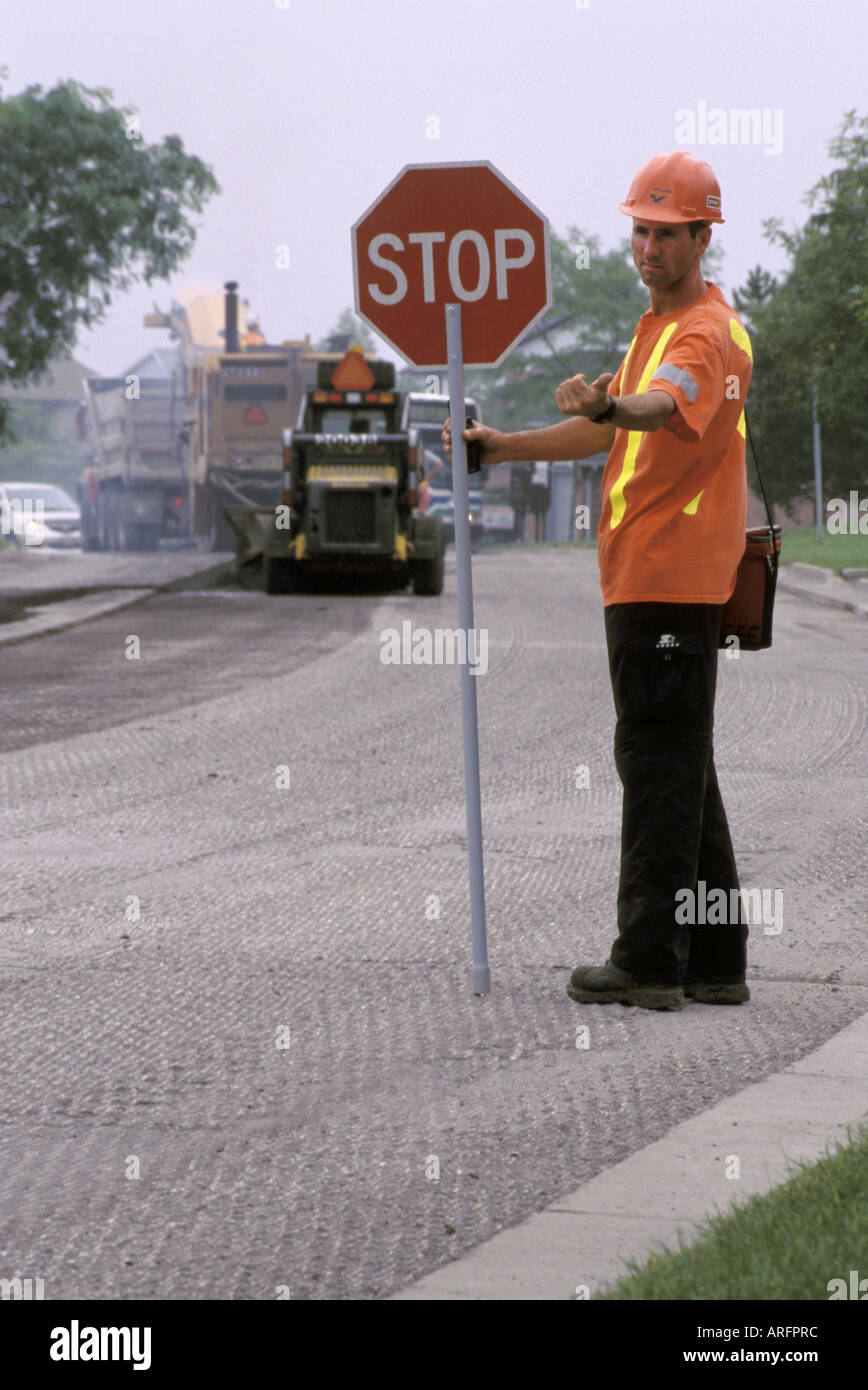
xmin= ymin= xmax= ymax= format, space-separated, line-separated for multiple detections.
xmin=590 ymin=395 xmax=617 ymax=424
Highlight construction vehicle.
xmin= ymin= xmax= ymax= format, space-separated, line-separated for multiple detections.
xmin=144 ymin=282 xmax=339 ymax=551
xmin=78 ymin=283 xmax=395 ymax=555
xmin=255 ymin=347 xmax=445 ymax=595
xmin=400 ymin=392 xmax=484 ymax=544
xmin=78 ymin=370 xmax=189 ymax=551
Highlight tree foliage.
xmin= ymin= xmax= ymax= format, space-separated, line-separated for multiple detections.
xmin=313 ymin=307 xmax=377 ymax=353
xmin=734 ymin=110 xmax=868 ymax=505
xmin=0 ymin=77 xmax=219 ymax=440
xmin=0 ymin=402 xmax=89 ymax=489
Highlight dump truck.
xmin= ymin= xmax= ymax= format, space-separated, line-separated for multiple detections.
xmin=144 ymin=282 xmax=355 ymax=550
xmin=255 ymin=347 xmax=445 ymax=595
xmin=78 ymin=372 xmax=189 ymax=551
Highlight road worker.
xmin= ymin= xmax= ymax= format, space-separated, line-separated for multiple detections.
xmin=443 ymin=152 xmax=753 ymax=1010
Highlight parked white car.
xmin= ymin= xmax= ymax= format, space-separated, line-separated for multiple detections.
xmin=0 ymin=481 xmax=82 ymax=549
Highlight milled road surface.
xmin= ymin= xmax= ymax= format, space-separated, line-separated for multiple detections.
xmin=0 ymin=548 xmax=865 ymax=1300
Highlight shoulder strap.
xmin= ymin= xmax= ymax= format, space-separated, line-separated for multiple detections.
xmin=744 ymin=409 xmax=775 ymax=532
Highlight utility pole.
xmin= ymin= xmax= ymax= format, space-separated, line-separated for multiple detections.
xmin=811 ymin=379 xmax=824 ymax=542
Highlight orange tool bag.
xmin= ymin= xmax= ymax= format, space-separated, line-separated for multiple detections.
xmin=719 ymin=413 xmax=781 ymax=652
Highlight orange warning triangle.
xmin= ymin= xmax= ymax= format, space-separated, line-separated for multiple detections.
xmin=242 ymin=403 xmax=268 ymax=424
xmin=331 ymin=347 xmax=375 ymax=391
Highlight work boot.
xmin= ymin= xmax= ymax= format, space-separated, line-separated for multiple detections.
xmin=684 ymin=979 xmax=750 ymax=1004
xmin=567 ymin=960 xmax=684 ymax=1012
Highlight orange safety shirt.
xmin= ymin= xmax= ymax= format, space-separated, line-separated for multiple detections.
xmin=598 ymin=282 xmax=753 ymax=605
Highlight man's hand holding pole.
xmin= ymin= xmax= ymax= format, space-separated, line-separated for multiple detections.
xmin=441 ymin=417 xmax=509 ymax=467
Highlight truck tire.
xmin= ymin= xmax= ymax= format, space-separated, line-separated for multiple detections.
xmin=119 ymin=519 xmax=145 ymax=552
xmin=264 ymin=555 xmax=297 ymax=594
xmin=97 ymin=492 xmax=111 ymax=551
xmin=412 ymin=517 xmax=445 ymax=596
xmin=79 ymin=497 xmax=101 ymax=551
xmin=104 ymin=492 xmax=121 ymax=551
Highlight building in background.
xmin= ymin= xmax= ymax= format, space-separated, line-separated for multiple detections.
xmin=1 ymin=355 xmax=96 ymax=440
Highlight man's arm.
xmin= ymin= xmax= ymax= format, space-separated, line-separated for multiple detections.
xmin=499 ymin=414 xmax=616 ymax=462
xmin=440 ymin=368 xmax=676 ymax=467
xmin=502 ymin=384 xmax=676 ymax=458
xmin=606 ymin=391 xmax=676 ymax=431
xmin=441 ymin=413 xmax=614 ymax=466
xmin=556 ymin=370 xmax=676 ymax=432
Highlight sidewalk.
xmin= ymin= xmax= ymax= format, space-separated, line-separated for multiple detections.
xmin=777 ymin=561 xmax=868 ymax=618
xmin=390 ymin=1012 xmax=868 ymax=1300
xmin=0 ymin=588 xmax=153 ymax=646
xmin=0 ymin=546 xmax=234 ymax=644
xmin=0 ymin=543 xmax=231 ymax=596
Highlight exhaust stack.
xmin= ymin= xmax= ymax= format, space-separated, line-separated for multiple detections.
xmin=224 ymin=280 xmax=240 ymax=353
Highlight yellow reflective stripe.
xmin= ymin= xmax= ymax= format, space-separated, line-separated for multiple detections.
xmin=683 ymin=489 xmax=704 ymax=515
xmin=611 ymin=334 xmax=638 ymax=398
xmin=684 ymin=323 xmax=749 ymax=514
xmin=609 ymin=322 xmax=679 ymax=529
xmin=294 ymin=532 xmax=306 ymax=559
xmin=729 ymin=318 xmax=752 ymax=359
xmin=394 ymin=532 xmax=407 ymax=562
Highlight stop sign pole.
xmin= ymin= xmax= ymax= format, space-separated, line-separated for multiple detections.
xmin=352 ymin=161 xmax=551 ymax=995
xmin=445 ymin=302 xmax=489 ymax=994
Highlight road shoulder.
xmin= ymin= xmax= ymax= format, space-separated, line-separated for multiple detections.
xmin=777 ymin=562 xmax=868 ymax=618
xmin=389 ymin=1011 xmax=868 ymax=1300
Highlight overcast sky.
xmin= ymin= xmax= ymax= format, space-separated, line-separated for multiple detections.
xmin=3 ymin=0 xmax=865 ymax=374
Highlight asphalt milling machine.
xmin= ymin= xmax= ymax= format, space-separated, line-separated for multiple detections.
xmin=227 ymin=347 xmax=446 ymax=597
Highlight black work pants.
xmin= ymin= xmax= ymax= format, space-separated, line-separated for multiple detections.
xmin=604 ymin=602 xmax=748 ymax=985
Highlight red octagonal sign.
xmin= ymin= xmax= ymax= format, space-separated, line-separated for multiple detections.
xmin=352 ymin=161 xmax=551 ymax=369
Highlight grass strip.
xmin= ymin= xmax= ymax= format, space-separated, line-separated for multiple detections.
xmin=592 ymin=1125 xmax=868 ymax=1300
xmin=780 ymin=525 xmax=868 ymax=572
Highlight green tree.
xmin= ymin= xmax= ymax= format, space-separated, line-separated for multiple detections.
xmin=313 ymin=307 xmax=377 ymax=353
xmin=734 ymin=110 xmax=868 ymax=506
xmin=0 ymin=77 xmax=218 ymax=440
xmin=0 ymin=401 xmax=90 ymax=490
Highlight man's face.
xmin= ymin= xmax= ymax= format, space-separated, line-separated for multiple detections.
xmin=631 ymin=219 xmax=709 ymax=289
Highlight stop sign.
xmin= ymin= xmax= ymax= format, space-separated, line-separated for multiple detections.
xmin=352 ymin=161 xmax=551 ymax=369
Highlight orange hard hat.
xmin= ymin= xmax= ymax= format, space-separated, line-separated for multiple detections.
xmin=619 ymin=152 xmax=724 ymax=224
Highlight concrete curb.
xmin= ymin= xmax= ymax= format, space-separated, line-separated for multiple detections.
xmin=778 ymin=562 xmax=868 ymax=618
xmin=0 ymin=588 xmax=155 ymax=646
xmin=0 ymin=555 xmax=235 ymax=644
xmin=388 ymin=1011 xmax=868 ymax=1300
